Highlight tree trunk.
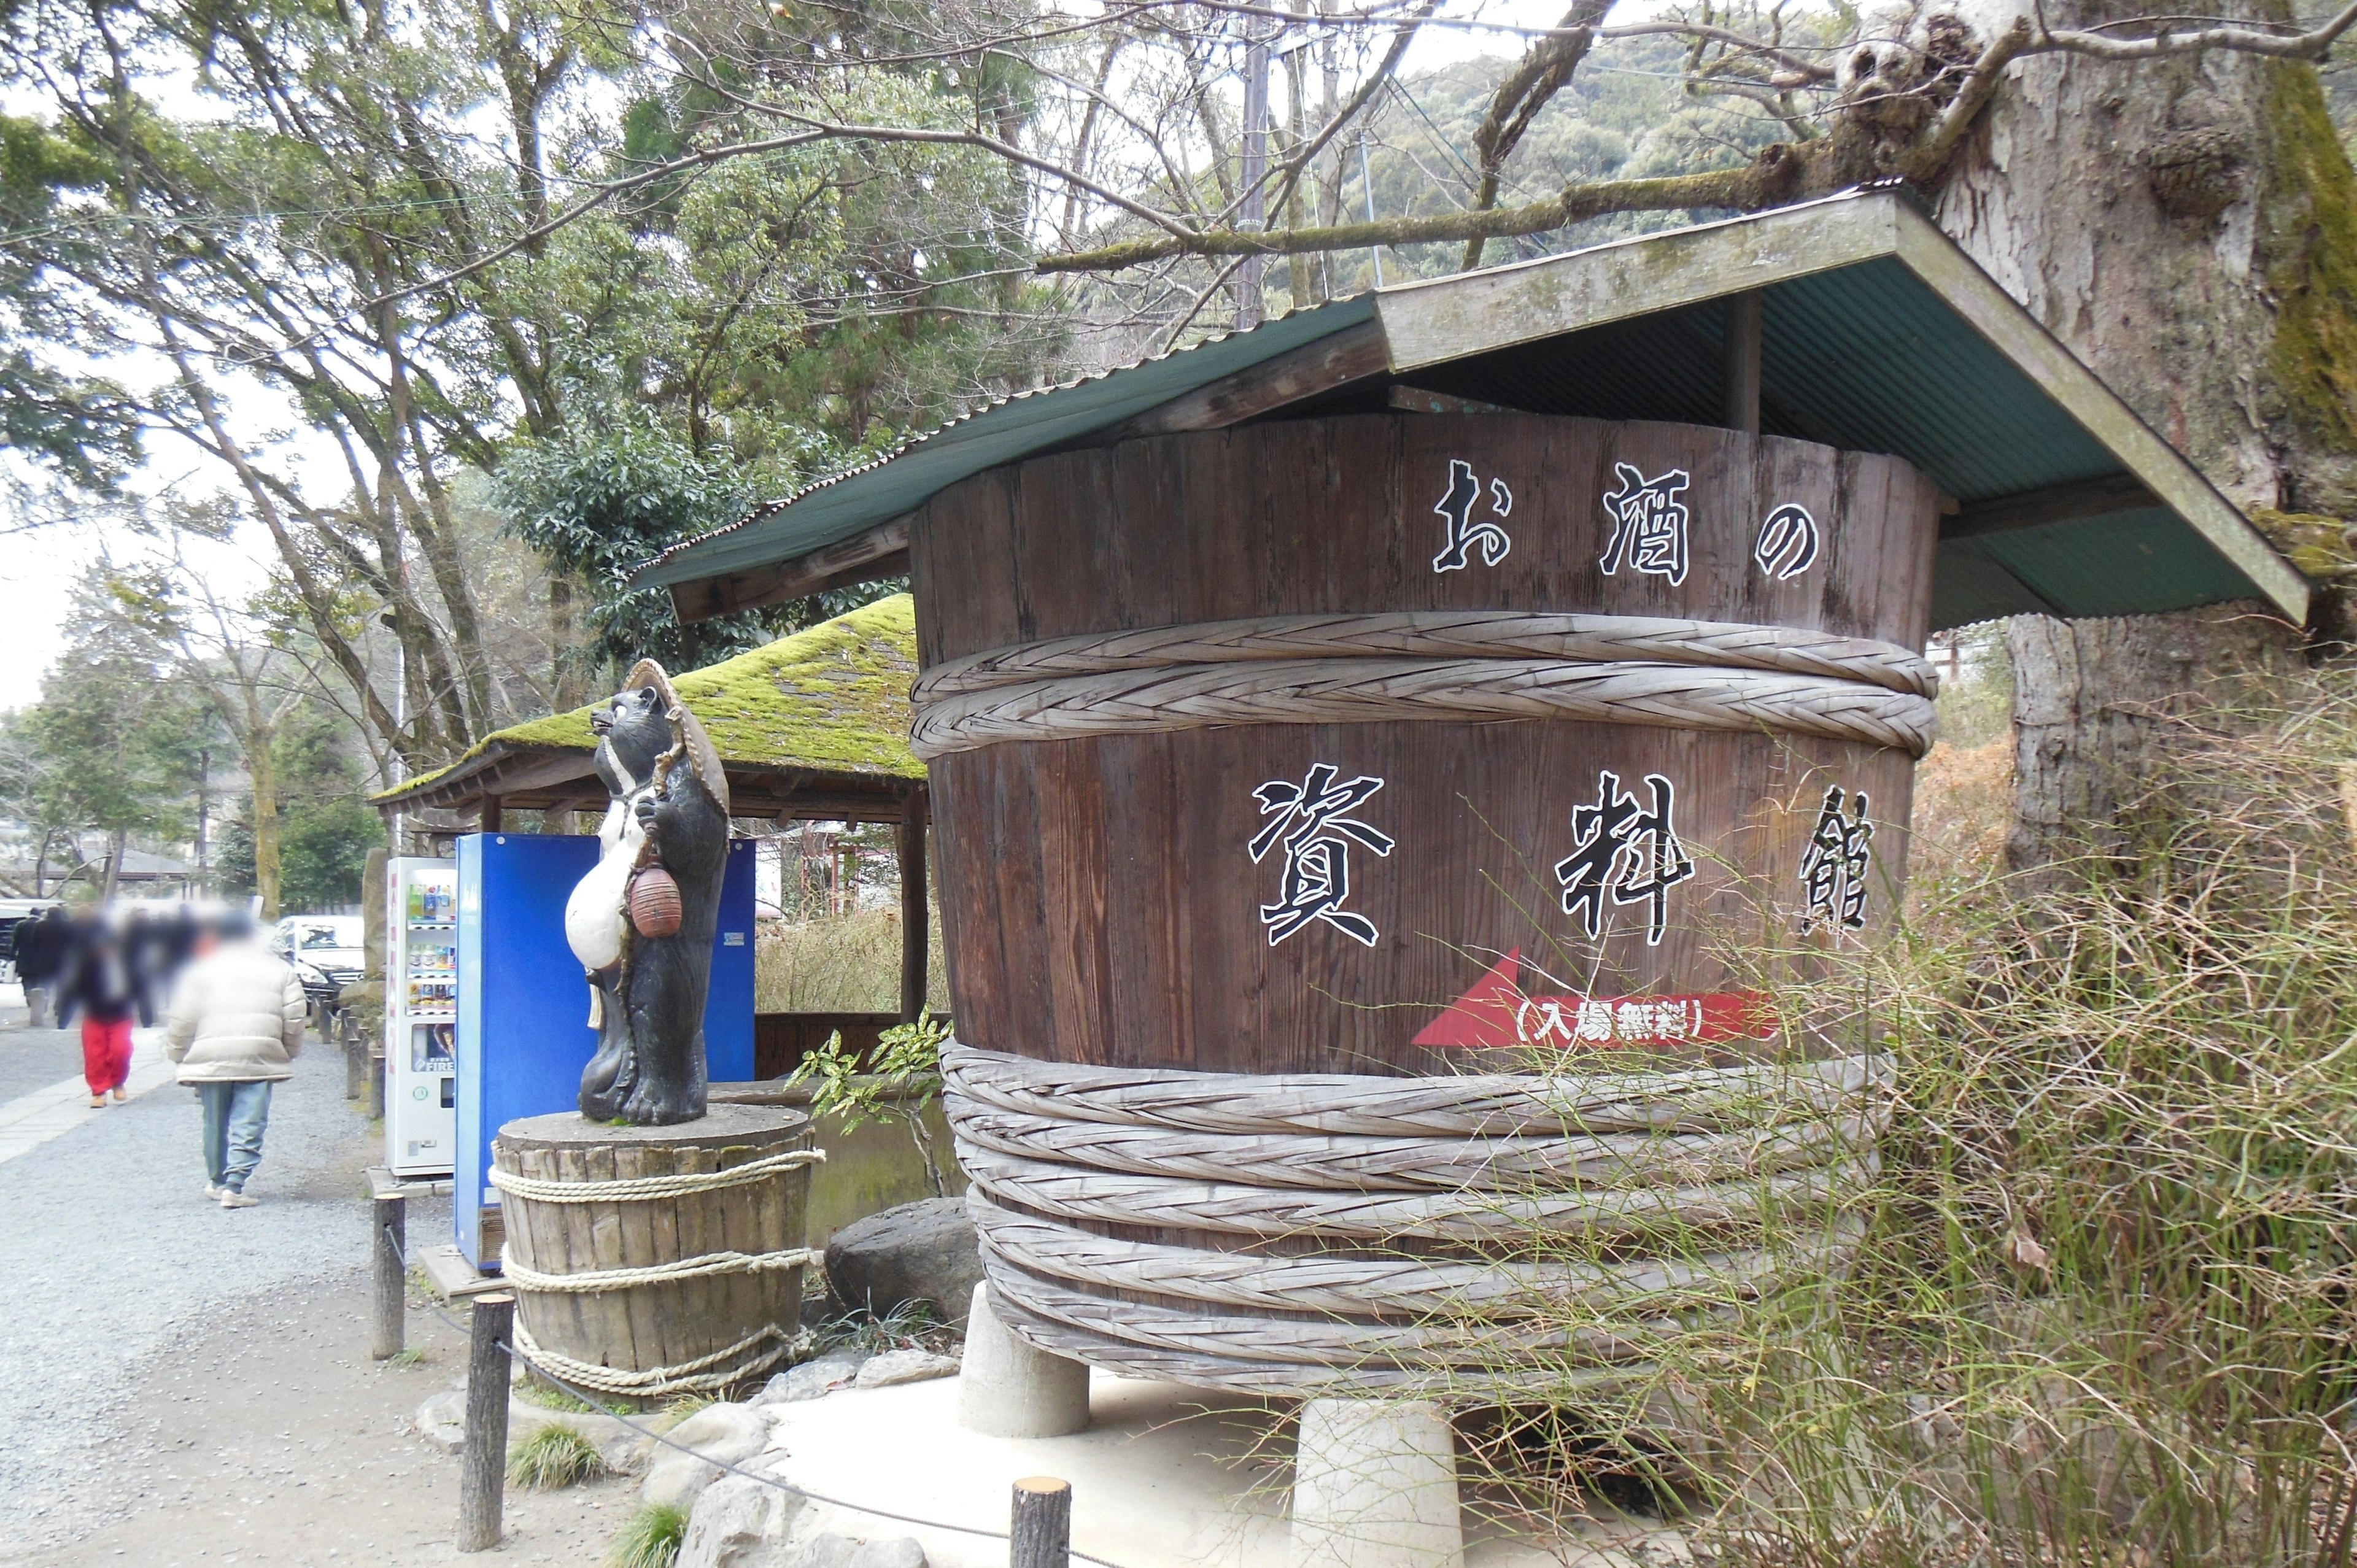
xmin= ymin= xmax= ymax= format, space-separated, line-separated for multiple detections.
xmin=252 ymin=746 xmax=283 ymax=922
xmin=2004 ymin=604 xmax=2299 ymax=879
xmin=1935 ymin=0 xmax=2357 ymax=865
xmin=101 ymin=826 xmax=124 ymax=905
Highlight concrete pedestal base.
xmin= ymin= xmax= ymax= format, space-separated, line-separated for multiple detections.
xmin=956 ymin=1283 xmax=1092 ymax=1437
xmin=1291 ymin=1398 xmax=1465 ymax=1568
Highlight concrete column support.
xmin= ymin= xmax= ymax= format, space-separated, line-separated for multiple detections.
xmin=956 ymin=1283 xmax=1092 ymax=1438
xmin=1291 ymin=1397 xmax=1464 ymax=1568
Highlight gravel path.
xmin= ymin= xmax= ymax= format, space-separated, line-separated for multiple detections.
xmin=0 ymin=986 xmax=85 ymax=1103
xmin=0 ymin=1018 xmax=372 ymax=1548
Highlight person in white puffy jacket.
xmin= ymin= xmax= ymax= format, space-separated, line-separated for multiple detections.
xmin=164 ymin=916 xmax=308 ymax=1209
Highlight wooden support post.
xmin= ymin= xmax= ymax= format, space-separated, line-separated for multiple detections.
xmin=479 ymin=795 xmax=503 ymax=834
xmin=457 ymin=1292 xmax=514 ymax=1553
xmin=1722 ymin=290 xmax=1763 ymax=436
xmin=371 ymin=1195 xmax=406 ymax=1361
xmin=897 ymin=789 xmax=929 ymax=1022
xmin=1010 ymin=1476 xmax=1072 ymax=1568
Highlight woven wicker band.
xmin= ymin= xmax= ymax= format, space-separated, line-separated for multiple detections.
xmin=943 ymin=1043 xmax=1886 ymax=1396
xmin=915 ymin=611 xmax=1938 ymax=701
xmin=911 ymin=611 xmax=1937 ymax=762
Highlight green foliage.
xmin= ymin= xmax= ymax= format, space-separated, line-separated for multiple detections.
xmin=217 ymin=700 xmax=382 ymax=908
xmin=788 ymin=1010 xmax=950 ymax=1196
xmin=0 ymin=114 xmax=137 ymax=489
xmin=273 ymin=704 xmax=384 ymax=910
xmin=605 ymin=1502 xmax=689 ymax=1568
xmin=494 ymin=68 xmax=1061 ymax=668
xmin=23 ymin=566 xmax=214 ymax=857
xmin=819 ymin=1298 xmax=943 ymax=1356
xmin=507 ymin=1423 xmax=607 ymax=1490
xmin=495 ymin=418 xmax=805 ymax=673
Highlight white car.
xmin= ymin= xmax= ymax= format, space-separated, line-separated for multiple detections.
xmin=271 ymin=914 xmax=366 ymax=1005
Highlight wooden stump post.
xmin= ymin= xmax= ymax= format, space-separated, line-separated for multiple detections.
xmin=458 ymin=1291 xmax=514 ymax=1553
xmin=492 ymin=1106 xmax=816 ymax=1407
xmin=1010 ymin=1476 xmax=1072 ymax=1568
xmin=371 ymin=1194 xmax=406 ymax=1361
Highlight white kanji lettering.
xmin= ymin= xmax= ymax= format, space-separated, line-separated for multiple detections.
xmin=1798 ymin=785 xmax=1876 ymax=934
xmin=1555 ymin=770 xmax=1697 ymax=948
xmin=1251 ymin=765 xmax=1396 ymax=947
xmin=1433 ymin=458 xmax=1514 ymax=573
xmin=1600 ymin=464 xmax=1692 ymax=585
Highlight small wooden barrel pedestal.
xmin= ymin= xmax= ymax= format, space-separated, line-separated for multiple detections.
xmin=492 ymin=1105 xmax=817 ymax=1405
xmin=913 ymin=412 xmax=1933 ymax=1396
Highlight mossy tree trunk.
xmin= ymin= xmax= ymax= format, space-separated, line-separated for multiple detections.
xmin=1934 ymin=0 xmax=2357 ymax=868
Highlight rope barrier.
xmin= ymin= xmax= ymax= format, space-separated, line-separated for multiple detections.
xmin=484 ymin=1146 xmax=824 ymax=1203
xmin=381 ymin=1224 xmax=1132 ymax=1568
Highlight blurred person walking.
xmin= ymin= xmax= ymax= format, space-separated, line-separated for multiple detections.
xmin=164 ymin=916 xmax=306 ymax=1208
xmin=58 ymin=919 xmax=151 ymax=1108
xmin=14 ymin=907 xmax=71 ymax=1029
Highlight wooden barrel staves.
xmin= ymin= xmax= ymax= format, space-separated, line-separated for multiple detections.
xmin=910 ymin=413 xmax=1932 ymax=1393
xmin=491 ymin=1105 xmax=819 ymax=1404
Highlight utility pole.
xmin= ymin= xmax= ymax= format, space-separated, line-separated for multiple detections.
xmin=1236 ymin=14 xmax=1274 ymax=328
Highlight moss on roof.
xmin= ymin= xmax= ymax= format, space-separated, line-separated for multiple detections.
xmin=377 ymin=594 xmax=923 ymax=803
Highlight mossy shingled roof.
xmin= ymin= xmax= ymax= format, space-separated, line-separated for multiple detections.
xmin=376 ymin=593 xmax=923 ymax=804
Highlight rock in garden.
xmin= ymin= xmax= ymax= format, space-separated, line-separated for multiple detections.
xmin=641 ymin=1401 xmax=773 ymax=1512
xmin=678 ymin=1472 xmax=805 ymax=1568
xmin=789 ymin=1535 xmax=859 ymax=1568
xmin=852 ymin=1349 xmax=961 ymax=1389
xmin=414 ymin=1389 xmax=466 ymax=1454
xmin=823 ymin=1199 xmax=983 ymax=1326
xmin=849 ymin=1539 xmax=928 ymax=1568
xmin=751 ymin=1350 xmax=868 ymax=1407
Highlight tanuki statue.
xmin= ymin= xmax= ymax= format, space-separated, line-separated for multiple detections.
xmin=564 ymin=660 xmax=731 ymax=1125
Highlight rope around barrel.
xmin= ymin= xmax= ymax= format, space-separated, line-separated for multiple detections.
xmin=914 ymin=658 xmax=1935 ymax=759
xmin=484 ymin=1146 xmax=825 ymax=1204
xmin=943 ymin=1043 xmax=1885 ymax=1394
xmin=910 ymin=612 xmax=1938 ymax=762
xmin=913 ymin=611 xmax=1938 ymax=700
xmin=510 ymin=1316 xmax=806 ymax=1399
xmin=499 ymin=1245 xmax=819 ymax=1294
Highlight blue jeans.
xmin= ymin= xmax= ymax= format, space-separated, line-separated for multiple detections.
xmin=198 ymin=1081 xmax=274 ymax=1192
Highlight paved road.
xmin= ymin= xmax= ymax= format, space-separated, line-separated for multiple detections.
xmin=0 ymin=1005 xmax=376 ymax=1550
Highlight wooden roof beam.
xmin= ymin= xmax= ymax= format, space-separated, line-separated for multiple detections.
xmin=1090 ymin=320 xmax=1390 ymax=443
xmin=664 ymin=519 xmax=911 ymax=622
xmin=1944 ymin=472 xmax=2161 ymax=540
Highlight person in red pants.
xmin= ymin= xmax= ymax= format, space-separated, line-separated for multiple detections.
xmin=58 ymin=921 xmax=151 ymax=1107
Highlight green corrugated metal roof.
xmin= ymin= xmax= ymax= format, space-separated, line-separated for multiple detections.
xmin=641 ymin=190 xmax=2305 ymax=631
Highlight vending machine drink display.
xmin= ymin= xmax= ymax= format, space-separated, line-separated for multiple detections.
xmin=385 ymin=857 xmax=459 ymax=1176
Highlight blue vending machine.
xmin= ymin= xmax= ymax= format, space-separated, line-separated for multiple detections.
xmin=455 ymin=833 xmax=756 ymax=1267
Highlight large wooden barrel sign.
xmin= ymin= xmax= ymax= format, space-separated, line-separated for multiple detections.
xmin=913 ymin=414 xmax=1936 ymax=1394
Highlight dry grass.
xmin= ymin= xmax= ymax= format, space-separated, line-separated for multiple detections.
xmin=753 ymin=906 xmax=949 ymax=1013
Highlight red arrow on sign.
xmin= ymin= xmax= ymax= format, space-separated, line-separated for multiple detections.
xmin=1411 ymin=949 xmax=1778 ymax=1051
